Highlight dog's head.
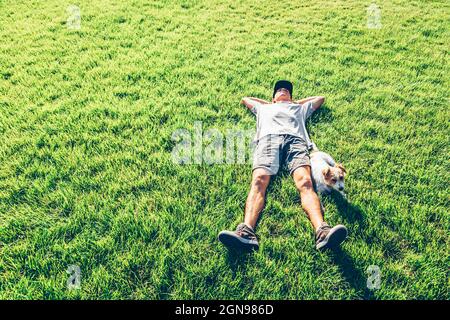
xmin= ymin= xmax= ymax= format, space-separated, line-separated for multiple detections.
xmin=322 ymin=163 xmax=347 ymax=192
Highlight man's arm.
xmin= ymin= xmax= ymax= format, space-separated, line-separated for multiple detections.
xmin=295 ymin=96 xmax=325 ymax=111
xmin=241 ymin=97 xmax=270 ymax=111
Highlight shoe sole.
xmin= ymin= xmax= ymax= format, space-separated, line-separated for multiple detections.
xmin=316 ymin=225 xmax=348 ymax=251
xmin=218 ymin=231 xmax=259 ymax=251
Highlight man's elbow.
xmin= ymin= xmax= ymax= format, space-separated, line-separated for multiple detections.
xmin=241 ymin=97 xmax=252 ymax=108
xmin=318 ymin=96 xmax=325 ymax=105
xmin=313 ymin=96 xmax=325 ymax=109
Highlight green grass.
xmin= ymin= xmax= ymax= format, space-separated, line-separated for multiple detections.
xmin=0 ymin=0 xmax=448 ymax=299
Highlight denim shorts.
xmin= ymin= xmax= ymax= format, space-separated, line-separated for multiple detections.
xmin=252 ymin=134 xmax=310 ymax=175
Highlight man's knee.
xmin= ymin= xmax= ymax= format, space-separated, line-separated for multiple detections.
xmin=251 ymin=169 xmax=271 ymax=191
xmin=294 ymin=173 xmax=314 ymax=192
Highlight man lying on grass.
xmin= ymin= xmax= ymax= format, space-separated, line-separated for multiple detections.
xmin=218 ymin=80 xmax=348 ymax=252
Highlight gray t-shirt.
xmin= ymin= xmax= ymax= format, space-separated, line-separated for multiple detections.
xmin=251 ymin=101 xmax=315 ymax=149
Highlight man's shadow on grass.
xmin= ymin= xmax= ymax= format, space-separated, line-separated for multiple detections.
xmin=327 ymin=191 xmax=367 ymax=228
xmin=308 ymin=104 xmax=334 ymax=133
xmin=329 ymin=247 xmax=375 ymax=299
xmin=321 ymin=191 xmax=373 ymax=297
xmin=225 ymin=248 xmax=253 ymax=278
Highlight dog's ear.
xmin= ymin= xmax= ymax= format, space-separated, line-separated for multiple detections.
xmin=322 ymin=167 xmax=331 ymax=178
xmin=336 ymin=163 xmax=347 ymax=175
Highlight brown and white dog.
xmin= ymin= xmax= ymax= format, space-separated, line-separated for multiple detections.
xmin=310 ymin=143 xmax=347 ymax=197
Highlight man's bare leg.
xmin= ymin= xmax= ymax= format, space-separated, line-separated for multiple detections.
xmin=292 ymin=166 xmax=324 ymax=231
xmin=292 ymin=165 xmax=348 ymax=250
xmin=217 ymin=168 xmax=270 ymax=251
xmin=244 ymin=168 xmax=271 ymax=230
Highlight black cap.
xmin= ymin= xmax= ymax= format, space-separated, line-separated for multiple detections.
xmin=273 ymin=80 xmax=293 ymax=98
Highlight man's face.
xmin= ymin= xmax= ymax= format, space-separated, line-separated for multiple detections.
xmin=273 ymin=88 xmax=291 ymax=102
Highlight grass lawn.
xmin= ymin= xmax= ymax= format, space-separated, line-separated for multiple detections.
xmin=0 ymin=0 xmax=448 ymax=299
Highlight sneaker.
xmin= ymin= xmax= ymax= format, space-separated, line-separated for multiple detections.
xmin=315 ymin=222 xmax=348 ymax=251
xmin=218 ymin=223 xmax=259 ymax=251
